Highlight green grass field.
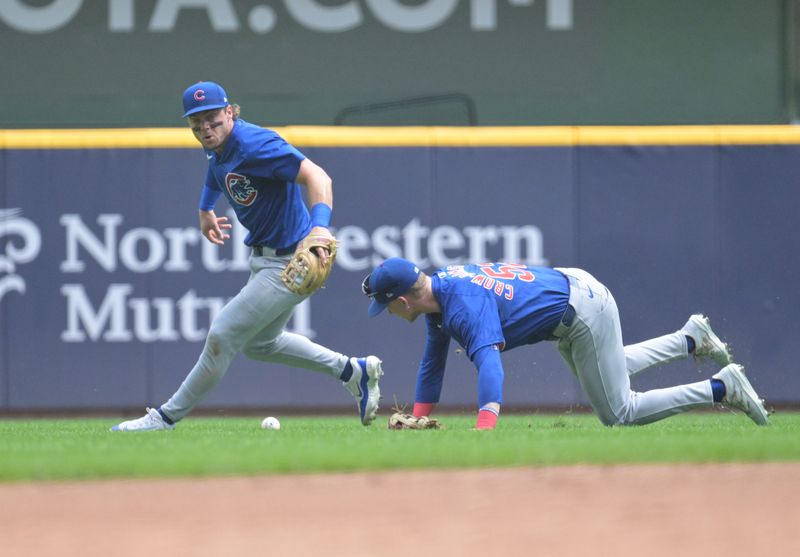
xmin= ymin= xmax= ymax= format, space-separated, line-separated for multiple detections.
xmin=1 ymin=412 xmax=798 ymax=482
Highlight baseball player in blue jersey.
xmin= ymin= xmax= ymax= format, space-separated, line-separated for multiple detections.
xmin=362 ymin=258 xmax=769 ymax=430
xmin=112 ymin=81 xmax=383 ymax=431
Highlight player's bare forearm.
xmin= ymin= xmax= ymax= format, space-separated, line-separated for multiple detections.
xmin=296 ymin=159 xmax=333 ymax=208
xmin=295 ymin=159 xmax=334 ymax=265
xmin=198 ymin=210 xmax=232 ymax=245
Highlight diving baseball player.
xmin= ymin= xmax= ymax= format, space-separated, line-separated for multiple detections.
xmin=362 ymin=258 xmax=769 ymax=429
xmin=112 ymin=81 xmax=382 ymax=431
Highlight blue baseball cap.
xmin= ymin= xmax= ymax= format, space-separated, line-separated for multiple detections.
xmin=182 ymin=81 xmax=229 ymax=118
xmin=362 ymin=257 xmax=421 ymax=317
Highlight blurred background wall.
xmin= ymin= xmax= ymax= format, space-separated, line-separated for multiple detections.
xmin=2 ymin=130 xmax=798 ymax=411
xmin=0 ymin=0 xmax=798 ymax=127
xmin=1 ymin=1 xmax=798 ymax=412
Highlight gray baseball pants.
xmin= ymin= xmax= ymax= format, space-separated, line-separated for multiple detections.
xmin=553 ymin=268 xmax=713 ymax=426
xmin=161 ymin=252 xmax=348 ymax=422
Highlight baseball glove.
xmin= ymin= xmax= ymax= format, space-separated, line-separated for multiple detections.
xmin=388 ymin=412 xmax=442 ymax=430
xmin=280 ymin=228 xmax=338 ymax=295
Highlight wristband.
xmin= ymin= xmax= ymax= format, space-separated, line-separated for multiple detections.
xmin=310 ymin=203 xmax=332 ymax=228
xmin=413 ymin=402 xmax=434 ymax=417
xmin=476 ymin=406 xmax=499 ymax=430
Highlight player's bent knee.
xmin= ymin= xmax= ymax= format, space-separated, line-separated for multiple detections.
xmin=596 ymin=413 xmax=620 ymax=427
xmin=206 ymin=337 xmax=223 ymax=358
xmin=609 ymin=405 xmax=641 ymax=426
xmin=204 ymin=327 xmax=240 ymax=358
xmin=594 ymin=404 xmax=628 ymax=426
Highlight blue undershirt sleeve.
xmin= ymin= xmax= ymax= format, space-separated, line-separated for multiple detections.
xmin=415 ymin=321 xmax=451 ymax=404
xmin=198 ymin=184 xmax=222 ymax=211
xmin=473 ymin=344 xmax=505 ymax=407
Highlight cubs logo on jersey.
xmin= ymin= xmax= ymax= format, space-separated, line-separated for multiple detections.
xmin=225 ymin=172 xmax=257 ymax=206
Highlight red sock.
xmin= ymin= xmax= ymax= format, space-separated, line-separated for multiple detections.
xmin=413 ymin=402 xmax=434 ymax=417
xmin=476 ymin=408 xmax=498 ymax=429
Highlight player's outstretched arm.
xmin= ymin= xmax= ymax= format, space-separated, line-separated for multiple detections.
xmin=474 ymin=345 xmax=505 ymax=430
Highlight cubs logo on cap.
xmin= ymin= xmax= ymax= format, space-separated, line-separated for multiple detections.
xmin=362 ymin=257 xmax=421 ymax=317
xmin=182 ymin=81 xmax=229 ymax=118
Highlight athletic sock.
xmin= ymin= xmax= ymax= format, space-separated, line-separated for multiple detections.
xmin=685 ymin=335 xmax=696 ymax=354
xmin=340 ymin=359 xmax=354 ymax=383
xmin=157 ymin=408 xmax=175 ymax=425
xmin=710 ymin=378 xmax=726 ymax=402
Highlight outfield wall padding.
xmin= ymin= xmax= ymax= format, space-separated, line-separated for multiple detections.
xmin=0 ymin=127 xmax=797 ymax=411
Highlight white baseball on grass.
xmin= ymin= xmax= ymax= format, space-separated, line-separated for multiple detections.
xmin=261 ymin=416 xmax=281 ymax=430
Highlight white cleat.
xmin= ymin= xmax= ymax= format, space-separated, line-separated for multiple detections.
xmin=713 ymin=364 xmax=770 ymax=426
xmin=111 ymin=407 xmax=175 ymax=432
xmin=682 ymin=314 xmax=732 ymax=367
xmin=343 ymin=356 xmax=384 ymax=426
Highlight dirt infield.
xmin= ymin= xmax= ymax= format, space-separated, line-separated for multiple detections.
xmin=1 ymin=463 xmax=797 ymax=557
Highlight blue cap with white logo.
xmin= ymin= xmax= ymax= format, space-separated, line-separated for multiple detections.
xmin=362 ymin=257 xmax=421 ymax=317
xmin=182 ymin=81 xmax=229 ymax=118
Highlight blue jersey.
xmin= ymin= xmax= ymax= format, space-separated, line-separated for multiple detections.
xmin=204 ymin=119 xmax=311 ymax=249
xmin=415 ymin=263 xmax=570 ymax=403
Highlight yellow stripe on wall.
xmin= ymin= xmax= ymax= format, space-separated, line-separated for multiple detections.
xmin=2 ymin=125 xmax=800 ymax=149
xmin=0 ymin=128 xmax=194 ymax=149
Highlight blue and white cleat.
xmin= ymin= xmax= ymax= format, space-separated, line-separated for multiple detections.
xmin=111 ymin=407 xmax=175 ymax=432
xmin=682 ymin=314 xmax=732 ymax=367
xmin=343 ymin=356 xmax=384 ymax=425
xmin=713 ymin=364 xmax=770 ymax=426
